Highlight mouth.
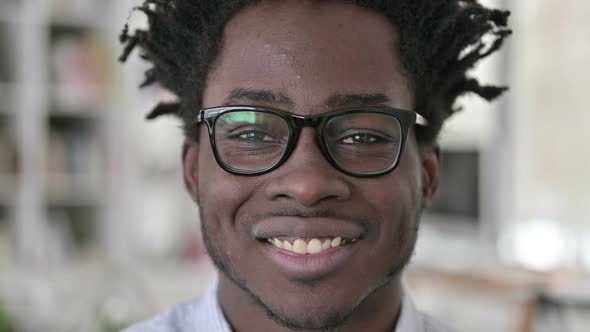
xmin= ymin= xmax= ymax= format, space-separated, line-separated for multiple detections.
xmin=261 ymin=236 xmax=360 ymax=255
xmin=252 ymin=216 xmax=365 ymax=279
xmin=256 ymin=233 xmax=363 ymax=280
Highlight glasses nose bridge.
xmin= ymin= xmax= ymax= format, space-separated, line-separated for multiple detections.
xmin=285 ymin=114 xmax=331 ymax=169
xmin=291 ymin=114 xmax=322 ymax=129
xmin=289 ymin=115 xmax=325 ymax=152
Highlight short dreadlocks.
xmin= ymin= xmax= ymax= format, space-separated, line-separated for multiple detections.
xmin=119 ymin=0 xmax=511 ymax=145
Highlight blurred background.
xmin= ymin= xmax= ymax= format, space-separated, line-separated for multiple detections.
xmin=0 ymin=0 xmax=588 ymax=331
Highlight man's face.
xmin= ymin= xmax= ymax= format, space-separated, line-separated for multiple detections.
xmin=184 ymin=1 xmax=438 ymax=329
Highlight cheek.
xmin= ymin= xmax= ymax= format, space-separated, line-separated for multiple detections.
xmin=365 ymin=148 xmax=422 ymax=246
xmin=365 ymin=177 xmax=417 ymax=251
xmin=370 ymin=158 xmax=421 ymax=217
xmin=197 ymin=138 xmax=240 ymax=231
xmin=196 ymin=137 xmax=261 ymax=244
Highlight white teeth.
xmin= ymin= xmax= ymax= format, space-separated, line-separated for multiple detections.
xmin=293 ymin=239 xmax=307 ymax=254
xmin=307 ymin=239 xmax=322 ymax=254
xmin=268 ymin=236 xmax=357 ymax=255
xmin=331 ymin=237 xmax=342 ymax=247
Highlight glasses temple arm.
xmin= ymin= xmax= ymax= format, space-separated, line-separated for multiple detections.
xmin=415 ymin=113 xmax=428 ymax=126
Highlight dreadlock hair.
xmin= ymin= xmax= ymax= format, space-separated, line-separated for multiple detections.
xmin=119 ymin=0 xmax=511 ymax=146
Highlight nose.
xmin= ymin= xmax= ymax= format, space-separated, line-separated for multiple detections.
xmin=264 ymin=129 xmax=352 ymax=207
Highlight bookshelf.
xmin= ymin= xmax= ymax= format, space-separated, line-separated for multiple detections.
xmin=0 ymin=2 xmax=204 ymax=328
xmin=0 ymin=0 xmax=199 ymax=271
xmin=0 ymin=0 xmax=126 ymax=268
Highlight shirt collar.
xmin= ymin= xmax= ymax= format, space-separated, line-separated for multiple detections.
xmin=394 ymin=289 xmax=424 ymax=332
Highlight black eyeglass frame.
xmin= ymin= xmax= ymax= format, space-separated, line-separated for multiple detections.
xmin=195 ymin=105 xmax=427 ymax=177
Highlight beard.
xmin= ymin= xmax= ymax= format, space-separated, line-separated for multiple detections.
xmin=198 ymin=205 xmax=421 ymax=331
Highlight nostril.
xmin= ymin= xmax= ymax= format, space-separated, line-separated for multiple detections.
xmin=322 ymin=195 xmax=341 ymax=202
xmin=272 ymin=194 xmax=291 ymax=200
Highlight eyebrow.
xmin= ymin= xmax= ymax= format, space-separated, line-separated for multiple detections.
xmin=224 ymin=89 xmax=392 ymax=110
xmin=323 ymin=93 xmax=391 ymax=109
xmin=225 ymin=88 xmax=294 ymax=106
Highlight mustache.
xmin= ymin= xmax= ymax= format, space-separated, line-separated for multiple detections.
xmin=248 ymin=208 xmax=372 ymax=225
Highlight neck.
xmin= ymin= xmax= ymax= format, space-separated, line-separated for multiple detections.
xmin=218 ymin=274 xmax=404 ymax=332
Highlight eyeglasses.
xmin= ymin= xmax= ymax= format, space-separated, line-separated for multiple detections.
xmin=195 ymin=106 xmax=426 ymax=177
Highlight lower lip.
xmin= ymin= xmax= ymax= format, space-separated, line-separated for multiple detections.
xmin=260 ymin=241 xmax=359 ymax=280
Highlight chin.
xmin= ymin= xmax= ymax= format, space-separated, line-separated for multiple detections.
xmin=264 ymin=299 xmax=355 ymax=331
xmin=251 ymin=277 xmax=370 ymax=330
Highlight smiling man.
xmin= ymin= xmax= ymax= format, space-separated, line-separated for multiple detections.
xmin=120 ymin=1 xmax=510 ymax=331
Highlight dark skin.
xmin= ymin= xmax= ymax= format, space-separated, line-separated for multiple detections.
xmin=183 ymin=1 xmax=440 ymax=331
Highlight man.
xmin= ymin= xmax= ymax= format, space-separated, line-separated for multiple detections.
xmin=120 ymin=0 xmax=510 ymax=331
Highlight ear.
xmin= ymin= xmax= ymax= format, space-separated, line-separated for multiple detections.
xmin=182 ymin=139 xmax=200 ymax=204
xmin=420 ymin=145 xmax=441 ymax=208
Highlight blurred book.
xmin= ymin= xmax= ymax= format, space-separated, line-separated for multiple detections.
xmin=47 ymin=118 xmax=104 ymax=202
xmin=49 ymin=0 xmax=106 ymax=24
xmin=50 ymin=27 xmax=113 ymax=112
xmin=47 ymin=206 xmax=98 ymax=255
xmin=0 ymin=123 xmax=17 ymax=175
xmin=0 ymin=23 xmax=14 ymax=83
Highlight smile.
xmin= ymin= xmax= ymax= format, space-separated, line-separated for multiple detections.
xmin=252 ymin=216 xmax=365 ymax=279
xmin=265 ymin=236 xmax=359 ymax=255
xmin=259 ymin=235 xmax=361 ymax=280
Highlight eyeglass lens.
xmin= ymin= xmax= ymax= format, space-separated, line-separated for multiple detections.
xmin=324 ymin=113 xmax=402 ymax=173
xmin=213 ymin=110 xmax=403 ymax=174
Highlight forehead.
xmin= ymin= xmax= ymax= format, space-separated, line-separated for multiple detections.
xmin=203 ymin=0 xmax=414 ymax=112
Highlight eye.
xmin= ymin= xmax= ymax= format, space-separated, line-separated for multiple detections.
xmin=339 ymin=132 xmax=390 ymax=145
xmin=227 ymin=130 xmax=280 ymax=143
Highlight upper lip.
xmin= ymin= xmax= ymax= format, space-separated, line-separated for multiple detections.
xmin=252 ymin=216 xmax=365 ymax=240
